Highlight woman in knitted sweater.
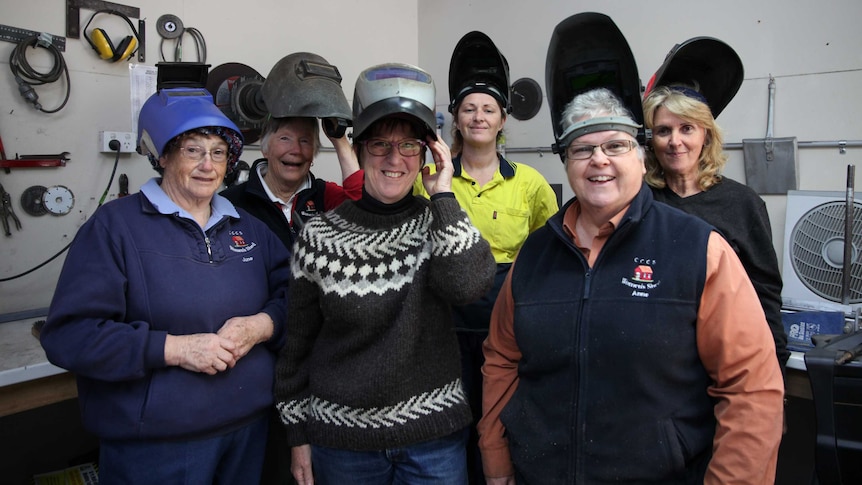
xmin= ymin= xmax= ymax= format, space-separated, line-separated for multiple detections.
xmin=275 ymin=63 xmax=496 ymax=485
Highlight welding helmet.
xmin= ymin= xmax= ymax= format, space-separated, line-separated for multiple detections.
xmin=352 ymin=63 xmax=437 ymax=140
xmin=644 ymin=37 xmax=743 ymax=118
xmin=448 ymin=31 xmax=511 ymax=114
xmin=138 ymin=87 xmax=244 ymax=173
xmin=261 ymin=52 xmax=352 ymax=137
xmin=546 ymin=12 xmax=646 ymax=162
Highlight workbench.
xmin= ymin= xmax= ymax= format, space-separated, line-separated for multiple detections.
xmin=0 ymin=317 xmax=76 ymax=418
xmin=0 ymin=316 xmax=820 ymax=483
xmin=0 ymin=316 xmax=814 ymax=413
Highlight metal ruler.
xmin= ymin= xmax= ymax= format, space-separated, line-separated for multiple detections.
xmin=0 ymin=24 xmax=66 ymax=51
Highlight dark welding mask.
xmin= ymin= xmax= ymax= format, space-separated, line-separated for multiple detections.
xmin=448 ymin=31 xmax=511 ymax=114
xmin=546 ymin=12 xmax=647 ymax=162
xmin=644 ymin=37 xmax=744 ymax=118
xmin=261 ymin=52 xmax=352 ymax=138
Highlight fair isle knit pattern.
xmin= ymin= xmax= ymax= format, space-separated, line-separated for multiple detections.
xmin=275 ymin=195 xmax=496 ymax=451
xmin=277 ymin=378 xmax=466 ymax=428
xmin=292 ymin=207 xmax=485 ymax=297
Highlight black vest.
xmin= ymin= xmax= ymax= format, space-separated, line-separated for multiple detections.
xmin=221 ymin=159 xmax=328 ymax=250
xmin=504 ymin=184 xmax=717 ymax=484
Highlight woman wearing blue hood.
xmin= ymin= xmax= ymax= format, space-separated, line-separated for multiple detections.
xmin=40 ymin=87 xmax=291 ymax=484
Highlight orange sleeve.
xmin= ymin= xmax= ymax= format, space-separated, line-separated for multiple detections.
xmin=478 ymin=266 xmax=520 ymax=479
xmin=698 ymin=232 xmax=785 ymax=485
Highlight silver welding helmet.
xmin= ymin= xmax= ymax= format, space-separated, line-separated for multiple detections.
xmin=261 ymin=52 xmax=352 ymax=122
xmin=352 ymin=63 xmax=437 ymax=140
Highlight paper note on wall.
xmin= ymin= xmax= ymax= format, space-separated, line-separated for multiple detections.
xmin=129 ymin=64 xmax=158 ymax=139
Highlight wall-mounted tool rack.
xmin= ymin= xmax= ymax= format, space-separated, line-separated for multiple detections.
xmin=65 ymin=0 xmax=144 ymax=62
xmin=0 ymin=135 xmax=69 ymax=174
xmin=0 ymin=24 xmax=66 ymax=50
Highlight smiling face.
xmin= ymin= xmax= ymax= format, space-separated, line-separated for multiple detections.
xmin=566 ymin=130 xmax=645 ymax=217
xmin=360 ymin=119 xmax=423 ymax=204
xmin=455 ymin=92 xmax=505 ymax=148
xmin=261 ymin=118 xmax=317 ymax=189
xmin=650 ymin=105 xmax=707 ymax=179
xmin=159 ymin=133 xmax=228 ymax=209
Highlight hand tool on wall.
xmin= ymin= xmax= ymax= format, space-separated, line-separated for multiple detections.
xmin=0 ymin=183 xmax=22 ymax=236
xmin=742 ymin=75 xmax=799 ymax=194
xmin=1 ymin=131 xmax=70 ymax=173
xmin=118 ymin=173 xmax=129 ymax=197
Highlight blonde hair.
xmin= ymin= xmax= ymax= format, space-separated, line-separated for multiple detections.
xmin=642 ymin=85 xmax=726 ymax=190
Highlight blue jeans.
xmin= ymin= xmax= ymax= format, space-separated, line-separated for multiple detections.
xmin=311 ymin=428 xmax=469 ymax=485
xmin=98 ymin=414 xmax=268 ymax=485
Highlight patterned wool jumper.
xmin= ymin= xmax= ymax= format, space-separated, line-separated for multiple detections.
xmin=275 ymin=194 xmax=496 ymax=450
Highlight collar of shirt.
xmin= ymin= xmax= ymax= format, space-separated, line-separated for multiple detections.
xmin=141 ymin=177 xmax=238 ymax=231
xmin=257 ymin=161 xmax=312 ymax=222
xmin=452 ymin=153 xmax=515 ymax=178
xmin=562 ymin=200 xmax=627 ymax=267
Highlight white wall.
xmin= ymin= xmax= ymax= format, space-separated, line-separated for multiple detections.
xmin=0 ymin=0 xmax=419 ymax=314
xmin=417 ymin=0 xmax=862 ymax=281
xmin=1 ymin=0 xmax=861 ymax=315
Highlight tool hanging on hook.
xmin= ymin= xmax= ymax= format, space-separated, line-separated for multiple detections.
xmin=0 ymin=132 xmax=70 ymax=173
xmin=0 ymin=184 xmax=22 ymax=236
xmin=156 ymin=14 xmax=206 ymax=63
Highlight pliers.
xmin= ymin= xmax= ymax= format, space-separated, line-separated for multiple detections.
xmin=0 ymin=183 xmax=22 ymax=236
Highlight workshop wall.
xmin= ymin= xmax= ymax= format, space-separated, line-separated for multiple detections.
xmin=1 ymin=0 xmax=861 ymax=316
xmin=0 ymin=0 xmax=420 ymax=315
xmin=415 ymin=0 xmax=862 ymax=303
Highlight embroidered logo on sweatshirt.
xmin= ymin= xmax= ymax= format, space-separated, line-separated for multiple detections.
xmin=229 ymin=231 xmax=257 ymax=253
xmin=299 ymin=200 xmax=320 ymax=218
xmin=621 ymin=257 xmax=660 ymax=297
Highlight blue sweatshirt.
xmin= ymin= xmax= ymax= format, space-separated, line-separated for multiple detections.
xmin=41 ymin=179 xmax=290 ymax=441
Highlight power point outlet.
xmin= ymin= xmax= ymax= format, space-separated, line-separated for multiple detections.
xmin=99 ymin=131 xmax=137 ymax=153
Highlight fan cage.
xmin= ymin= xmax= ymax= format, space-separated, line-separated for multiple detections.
xmin=789 ymin=201 xmax=862 ymax=303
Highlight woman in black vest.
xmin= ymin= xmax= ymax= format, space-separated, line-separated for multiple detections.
xmin=479 ymin=88 xmax=785 ymax=484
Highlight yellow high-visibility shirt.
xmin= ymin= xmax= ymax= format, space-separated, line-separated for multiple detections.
xmin=415 ymin=155 xmax=558 ymax=263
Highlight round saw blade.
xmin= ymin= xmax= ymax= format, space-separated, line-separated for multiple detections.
xmin=21 ymin=185 xmax=48 ymax=216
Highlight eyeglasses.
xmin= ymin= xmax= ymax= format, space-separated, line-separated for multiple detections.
xmin=361 ymin=138 xmax=426 ymax=157
xmin=566 ymin=139 xmax=637 ymax=161
xmin=179 ymin=145 xmax=229 ymax=163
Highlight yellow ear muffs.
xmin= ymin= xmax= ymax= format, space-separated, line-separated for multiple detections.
xmin=83 ymin=10 xmax=140 ymax=63
xmin=88 ymin=28 xmax=116 ymax=60
xmin=112 ymin=35 xmax=137 ymax=62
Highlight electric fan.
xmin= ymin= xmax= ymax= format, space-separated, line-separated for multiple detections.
xmin=782 ymin=190 xmax=862 ymax=311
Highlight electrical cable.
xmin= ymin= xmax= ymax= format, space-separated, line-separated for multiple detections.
xmin=9 ymin=34 xmax=71 ymax=114
xmin=0 ymin=239 xmax=71 ymax=282
xmin=159 ymin=26 xmax=207 ymax=63
xmin=98 ymin=140 xmax=121 ymax=205
xmin=184 ymin=28 xmax=207 ymax=63
xmin=0 ymin=145 xmax=120 ymax=282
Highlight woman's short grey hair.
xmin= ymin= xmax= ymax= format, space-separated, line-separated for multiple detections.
xmin=559 ymin=88 xmax=644 ymax=162
xmin=560 ymin=88 xmax=636 ymax=132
